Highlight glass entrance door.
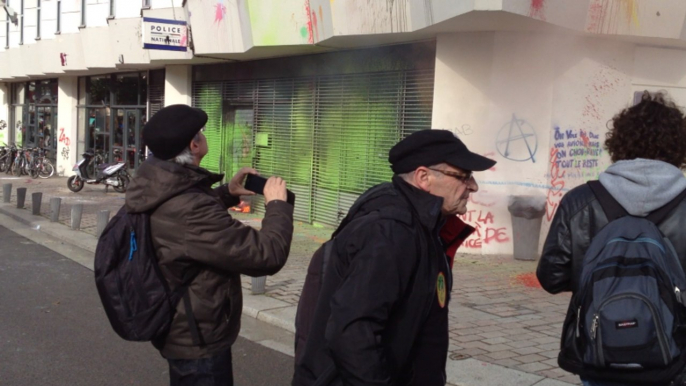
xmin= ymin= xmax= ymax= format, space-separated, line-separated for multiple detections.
xmin=113 ymin=109 xmax=143 ymax=169
xmin=36 ymin=106 xmax=57 ymax=159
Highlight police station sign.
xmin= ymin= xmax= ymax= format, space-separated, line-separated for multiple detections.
xmin=142 ymin=17 xmax=188 ymax=52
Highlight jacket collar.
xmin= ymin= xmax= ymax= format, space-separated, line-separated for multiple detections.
xmin=125 ymin=157 xmax=224 ymax=212
xmin=392 ymin=175 xmax=445 ymax=232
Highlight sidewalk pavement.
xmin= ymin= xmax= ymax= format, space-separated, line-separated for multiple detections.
xmin=0 ymin=175 xmax=579 ymax=386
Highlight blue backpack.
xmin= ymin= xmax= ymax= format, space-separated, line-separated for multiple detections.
xmin=559 ymin=181 xmax=686 ymax=384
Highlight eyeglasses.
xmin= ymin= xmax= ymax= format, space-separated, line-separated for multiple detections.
xmin=427 ymin=168 xmax=473 ymax=183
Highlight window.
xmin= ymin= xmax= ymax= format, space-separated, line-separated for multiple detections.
xmin=55 ymin=0 xmax=60 ymax=33
xmin=18 ymin=0 xmax=23 ymax=45
xmin=79 ymin=0 xmax=85 ymax=28
xmin=35 ymin=0 xmax=40 ymax=39
xmin=5 ymin=0 xmax=9 ymax=48
xmin=108 ymin=0 xmax=114 ymax=19
xmin=142 ymin=0 xmax=149 ymax=9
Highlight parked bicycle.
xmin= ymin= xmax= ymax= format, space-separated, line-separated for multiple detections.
xmin=29 ymin=147 xmax=55 ymax=179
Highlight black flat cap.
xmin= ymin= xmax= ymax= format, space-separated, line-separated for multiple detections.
xmin=389 ymin=129 xmax=496 ymax=173
xmin=142 ymin=104 xmax=208 ymax=160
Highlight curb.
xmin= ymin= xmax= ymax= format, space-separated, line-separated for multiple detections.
xmin=0 ymin=203 xmax=576 ymax=386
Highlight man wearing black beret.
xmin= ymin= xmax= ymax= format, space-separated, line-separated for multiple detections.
xmin=294 ymin=129 xmax=496 ymax=386
xmin=125 ymin=104 xmax=294 ymax=386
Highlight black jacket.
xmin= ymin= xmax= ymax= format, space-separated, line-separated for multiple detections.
xmin=537 ymin=183 xmax=686 ymax=295
xmin=293 ymin=177 xmax=461 ymax=386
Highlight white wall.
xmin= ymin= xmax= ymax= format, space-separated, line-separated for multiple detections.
xmin=164 ymin=64 xmax=191 ymax=106
xmin=433 ymin=32 xmax=634 ymax=256
xmin=56 ymin=76 xmax=77 ymax=176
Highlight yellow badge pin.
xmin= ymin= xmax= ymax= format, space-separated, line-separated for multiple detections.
xmin=436 ymin=272 xmax=446 ymax=308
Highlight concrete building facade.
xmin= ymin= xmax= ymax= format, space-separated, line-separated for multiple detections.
xmin=3 ymin=0 xmax=686 ymax=255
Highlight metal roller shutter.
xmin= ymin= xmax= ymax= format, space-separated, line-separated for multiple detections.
xmin=191 ymin=68 xmax=434 ymax=226
xmin=192 ymin=82 xmax=223 ymax=175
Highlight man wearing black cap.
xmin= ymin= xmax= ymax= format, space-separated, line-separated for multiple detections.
xmin=293 ymin=129 xmax=496 ymax=386
xmin=125 ymin=104 xmax=294 ymax=386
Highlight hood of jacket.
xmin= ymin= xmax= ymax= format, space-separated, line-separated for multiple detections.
xmin=125 ymin=157 xmax=224 ymax=213
xmin=598 ymin=158 xmax=686 ymax=217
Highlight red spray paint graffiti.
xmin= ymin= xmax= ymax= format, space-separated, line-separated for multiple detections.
xmin=459 ymin=210 xmax=510 ymax=249
xmin=214 ymin=0 xmax=227 ymax=24
xmin=545 ymin=147 xmax=566 ymax=221
xmin=304 ymin=1 xmax=314 ymax=44
xmin=529 ymin=0 xmax=546 ymax=20
xmin=60 ymin=53 xmax=68 ymax=66
xmin=59 ymin=127 xmax=71 ymax=147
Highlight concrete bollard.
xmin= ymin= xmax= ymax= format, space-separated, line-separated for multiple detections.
xmin=71 ymin=204 xmax=83 ymax=230
xmin=96 ymin=210 xmax=110 ymax=238
xmin=50 ymin=198 xmax=61 ymax=222
xmin=251 ymin=276 xmax=267 ymax=295
xmin=16 ymin=188 xmax=27 ymax=209
xmin=2 ymin=183 xmax=11 ymax=203
xmin=31 ymin=192 xmax=43 ymax=215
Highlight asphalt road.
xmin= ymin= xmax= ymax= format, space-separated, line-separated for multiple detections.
xmin=0 ymin=224 xmax=294 ymax=386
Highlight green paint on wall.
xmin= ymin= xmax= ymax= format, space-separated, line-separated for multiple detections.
xmin=300 ymin=26 xmax=308 ymax=39
xmin=193 ymin=84 xmax=223 ymax=175
xmin=247 ymin=0 xmax=291 ymax=46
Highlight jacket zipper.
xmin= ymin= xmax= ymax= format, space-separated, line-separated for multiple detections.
xmin=591 ymin=293 xmax=669 ymax=367
xmin=575 ymin=306 xmax=581 ymax=338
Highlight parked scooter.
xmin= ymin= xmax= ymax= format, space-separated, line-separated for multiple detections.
xmin=67 ymin=150 xmax=130 ymax=193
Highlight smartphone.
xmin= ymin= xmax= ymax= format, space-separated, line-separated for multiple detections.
xmin=244 ymin=174 xmax=295 ymax=205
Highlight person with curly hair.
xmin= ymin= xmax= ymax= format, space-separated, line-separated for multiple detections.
xmin=537 ymin=91 xmax=686 ymax=386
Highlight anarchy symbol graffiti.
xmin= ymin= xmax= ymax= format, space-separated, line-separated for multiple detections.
xmin=496 ymin=114 xmax=538 ymax=163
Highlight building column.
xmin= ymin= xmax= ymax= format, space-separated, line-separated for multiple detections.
xmin=57 ymin=77 xmax=79 ymax=177
xmin=0 ymin=83 xmax=8 ymax=146
xmin=164 ymin=65 xmax=192 ymax=106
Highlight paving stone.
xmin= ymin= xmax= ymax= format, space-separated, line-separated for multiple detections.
xmin=517 ymin=361 xmax=553 ymax=372
xmin=484 ymin=350 xmax=519 ymax=360
xmin=512 ymin=346 xmax=544 ymax=356
xmin=482 ymin=337 xmax=512 ymax=345
xmin=517 ymin=354 xmax=548 ymax=363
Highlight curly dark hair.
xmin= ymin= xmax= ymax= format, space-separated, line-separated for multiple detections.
xmin=605 ymin=91 xmax=686 ymax=167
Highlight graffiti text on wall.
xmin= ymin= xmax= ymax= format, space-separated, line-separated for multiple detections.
xmin=496 ymin=114 xmax=538 ymax=163
xmin=59 ymin=128 xmax=71 ymax=147
xmin=546 ymin=126 xmax=603 ymax=221
xmin=459 ymin=210 xmax=510 ymax=249
xmin=551 ymin=126 xmax=603 ymax=177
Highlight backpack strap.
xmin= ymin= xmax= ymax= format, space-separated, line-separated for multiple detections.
xmin=172 ymin=267 xmax=204 ymax=347
xmin=646 ymin=188 xmax=686 ymax=225
xmin=588 ymin=180 xmax=686 ymax=225
xmin=587 ymin=180 xmax=628 ymax=222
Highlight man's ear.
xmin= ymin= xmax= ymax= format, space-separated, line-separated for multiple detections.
xmin=414 ymin=167 xmax=432 ymax=192
xmin=189 ymin=138 xmax=200 ymax=154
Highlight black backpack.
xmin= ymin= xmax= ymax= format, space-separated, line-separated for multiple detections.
xmin=94 ymin=191 xmax=204 ymax=345
xmin=558 ymin=181 xmax=686 ymax=384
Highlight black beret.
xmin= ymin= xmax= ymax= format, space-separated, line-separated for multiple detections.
xmin=389 ymin=129 xmax=496 ymax=173
xmin=142 ymin=104 xmax=208 ymax=160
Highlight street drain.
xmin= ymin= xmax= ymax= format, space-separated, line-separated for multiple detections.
xmin=449 ymin=353 xmax=470 ymax=361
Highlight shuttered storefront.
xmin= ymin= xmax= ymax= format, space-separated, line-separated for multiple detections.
xmin=191 ymin=44 xmax=435 ymax=226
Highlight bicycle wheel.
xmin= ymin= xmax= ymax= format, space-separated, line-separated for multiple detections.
xmin=30 ymin=161 xmax=39 ymax=179
xmin=38 ymin=160 xmax=54 ymax=179
xmin=0 ymin=157 xmax=8 ymax=173
xmin=11 ymin=158 xmax=22 ymax=176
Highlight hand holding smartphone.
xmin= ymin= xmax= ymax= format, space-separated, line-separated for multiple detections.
xmin=244 ymin=174 xmax=296 ymax=205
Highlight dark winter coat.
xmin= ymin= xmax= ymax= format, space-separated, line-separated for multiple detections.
xmin=125 ymin=157 xmax=293 ymax=359
xmin=293 ymin=176 xmax=473 ymax=386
